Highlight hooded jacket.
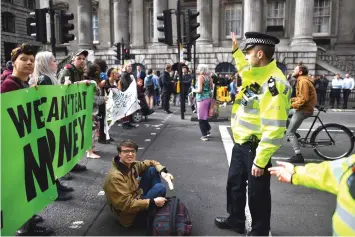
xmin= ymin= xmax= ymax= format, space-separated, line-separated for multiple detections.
xmin=103 ymin=156 xmax=166 ymax=227
xmin=291 ymin=75 xmax=317 ymax=114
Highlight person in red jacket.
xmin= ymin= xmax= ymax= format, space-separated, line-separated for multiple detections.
xmin=1 ymin=44 xmax=53 ymax=236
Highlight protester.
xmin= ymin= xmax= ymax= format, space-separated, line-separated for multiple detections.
xmin=58 ymin=50 xmax=88 ymax=84
xmin=33 ymin=51 xmax=75 ymax=200
xmin=286 ymin=64 xmax=317 ymax=163
xmin=268 ymin=155 xmax=355 ymax=236
xmin=1 ymin=60 xmax=13 ymax=83
xmin=103 ymin=140 xmax=174 ymax=228
xmin=144 ymin=69 xmax=155 ymax=109
xmin=1 ymin=44 xmax=53 ymax=236
xmin=215 ymin=32 xmax=291 ymax=236
xmin=136 ymin=65 xmax=146 ymax=81
xmin=85 ymin=62 xmax=107 ymax=158
xmin=229 ymin=77 xmax=237 ymax=104
xmin=120 ymin=63 xmax=136 ymax=129
xmin=94 ymin=58 xmax=108 ymax=81
xmin=192 ymin=64 xmax=213 ymax=141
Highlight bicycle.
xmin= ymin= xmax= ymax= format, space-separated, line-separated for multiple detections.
xmin=290 ymin=105 xmax=355 ymax=160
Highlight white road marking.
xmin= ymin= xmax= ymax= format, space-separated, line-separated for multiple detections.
xmin=138 ymin=147 xmax=145 ymax=150
xmin=219 ymin=125 xmax=276 ymax=236
xmin=97 ymin=191 xmax=105 ymax=196
xmin=69 ymin=221 xmax=84 ymax=229
xmin=156 ymin=128 xmax=161 ymax=130
xmin=145 ymin=139 xmax=151 ymax=142
xmin=151 ymin=133 xmax=157 ymax=136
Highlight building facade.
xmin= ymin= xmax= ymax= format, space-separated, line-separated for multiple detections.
xmin=3 ymin=0 xmax=355 ymax=76
xmin=1 ymin=0 xmax=41 ymax=65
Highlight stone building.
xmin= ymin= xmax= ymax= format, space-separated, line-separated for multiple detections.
xmin=7 ymin=0 xmax=355 ymax=76
xmin=1 ymin=0 xmax=41 ymax=65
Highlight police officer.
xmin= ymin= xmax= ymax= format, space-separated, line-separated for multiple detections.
xmin=214 ymin=32 xmax=291 ymax=235
xmin=269 ymin=155 xmax=355 ymax=236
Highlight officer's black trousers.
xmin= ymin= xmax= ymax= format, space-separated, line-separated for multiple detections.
xmin=162 ymin=92 xmax=171 ymax=111
xmin=226 ymin=142 xmax=272 ymax=235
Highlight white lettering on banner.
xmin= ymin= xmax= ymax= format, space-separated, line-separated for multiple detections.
xmin=105 ymin=79 xmax=141 ymax=131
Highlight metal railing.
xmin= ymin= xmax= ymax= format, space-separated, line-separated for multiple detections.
xmin=317 ymin=47 xmax=355 ymax=75
xmin=322 ymin=89 xmax=355 ymax=108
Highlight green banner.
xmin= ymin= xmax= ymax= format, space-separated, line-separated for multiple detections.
xmin=1 ymin=84 xmax=94 ymax=236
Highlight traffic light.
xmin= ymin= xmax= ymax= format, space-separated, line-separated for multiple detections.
xmin=157 ymin=10 xmax=173 ymax=46
xmin=123 ymin=47 xmax=130 ymax=60
xmin=184 ymin=9 xmax=200 ymax=44
xmin=113 ymin=43 xmax=121 ymax=64
xmin=183 ymin=44 xmax=192 ymax=62
xmin=29 ymin=8 xmax=47 ymax=43
xmin=59 ymin=10 xmax=75 ymax=44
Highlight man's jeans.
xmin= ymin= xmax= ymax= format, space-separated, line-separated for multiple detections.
xmin=140 ymin=167 xmax=166 ymax=199
xmin=133 ymin=167 xmax=166 ymax=228
xmin=286 ymin=109 xmax=311 ymax=154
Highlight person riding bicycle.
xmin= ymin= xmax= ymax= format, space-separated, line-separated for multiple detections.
xmin=286 ymin=63 xmax=317 ymax=163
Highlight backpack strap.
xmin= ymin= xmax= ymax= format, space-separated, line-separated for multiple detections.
xmin=169 ymin=196 xmax=178 ymax=236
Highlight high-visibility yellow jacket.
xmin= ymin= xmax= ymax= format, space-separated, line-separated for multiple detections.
xmin=292 ymin=155 xmax=355 ymax=236
xmin=231 ymin=49 xmax=291 ymax=168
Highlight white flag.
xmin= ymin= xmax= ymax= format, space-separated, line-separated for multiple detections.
xmin=105 ymin=79 xmax=141 ymax=130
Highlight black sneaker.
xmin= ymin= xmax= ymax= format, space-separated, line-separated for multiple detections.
xmin=98 ymin=139 xmax=110 ymax=144
xmin=55 ymin=190 xmax=73 ymax=201
xmin=214 ymin=217 xmax=245 ymax=234
xmin=286 ymin=153 xmax=305 ymax=163
xmin=60 ymin=172 xmax=72 ymax=181
xmin=17 ymin=225 xmax=54 ymax=236
xmin=71 ymin=164 xmax=87 ymax=172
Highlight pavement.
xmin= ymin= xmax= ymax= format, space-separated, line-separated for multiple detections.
xmin=37 ymin=103 xmax=354 ymax=236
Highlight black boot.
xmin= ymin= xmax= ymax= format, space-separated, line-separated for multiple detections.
xmin=55 ymin=189 xmax=73 ymax=201
xmin=61 ymin=172 xmax=72 ymax=181
xmin=56 ymin=180 xmax=74 ymax=192
xmin=286 ymin=153 xmax=304 ymax=163
xmin=30 ymin=215 xmax=43 ymax=224
xmin=71 ymin=164 xmax=87 ymax=172
xmin=16 ymin=224 xmax=54 ymax=236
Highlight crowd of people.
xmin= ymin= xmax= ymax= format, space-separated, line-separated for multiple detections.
xmin=1 ymin=30 xmax=354 ymax=236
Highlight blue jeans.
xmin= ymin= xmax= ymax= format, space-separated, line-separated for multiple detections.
xmin=139 ymin=167 xmax=166 ymax=199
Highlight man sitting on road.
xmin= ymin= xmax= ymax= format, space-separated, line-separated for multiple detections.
xmin=103 ymin=140 xmax=174 ymax=228
xmin=286 ymin=63 xmax=317 ymax=163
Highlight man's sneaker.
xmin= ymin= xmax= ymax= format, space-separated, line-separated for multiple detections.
xmin=30 ymin=215 xmax=43 ymax=224
xmin=60 ymin=172 xmax=72 ymax=181
xmin=55 ymin=190 xmax=73 ymax=201
xmin=206 ymin=132 xmax=211 ymax=137
xmin=214 ymin=217 xmax=245 ymax=234
xmin=201 ymin=136 xmax=209 ymax=141
xmin=286 ymin=153 xmax=305 ymax=163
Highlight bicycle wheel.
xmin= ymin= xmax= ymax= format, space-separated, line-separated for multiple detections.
xmin=310 ymin=123 xmax=354 ymax=160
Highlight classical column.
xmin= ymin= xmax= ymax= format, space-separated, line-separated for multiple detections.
xmin=197 ymin=0 xmax=212 ymax=43
xmin=131 ymin=0 xmax=144 ymax=47
xmin=291 ymin=0 xmax=316 ymax=46
xmin=77 ymin=0 xmax=93 ymax=48
xmin=243 ymin=0 xmax=262 ymax=34
xmin=153 ymin=0 xmax=168 ymax=44
xmin=113 ymin=0 xmax=129 ymax=44
xmin=212 ymin=0 xmax=220 ymax=46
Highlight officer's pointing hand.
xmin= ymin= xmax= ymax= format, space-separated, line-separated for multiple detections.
xmin=268 ymin=161 xmax=295 ymax=183
xmin=251 ymin=164 xmax=264 ymax=177
xmin=231 ymin=32 xmax=239 ymax=51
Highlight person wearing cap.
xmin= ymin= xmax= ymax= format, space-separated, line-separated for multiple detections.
xmin=1 ymin=44 xmax=54 ymax=236
xmin=58 ymin=49 xmax=88 ymax=84
xmin=214 ymin=32 xmax=291 ymax=236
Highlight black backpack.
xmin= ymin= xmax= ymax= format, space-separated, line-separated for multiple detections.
xmin=147 ymin=197 xmax=192 ymax=236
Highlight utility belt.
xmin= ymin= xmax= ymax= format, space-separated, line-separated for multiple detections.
xmin=241 ymin=135 xmax=260 ymax=152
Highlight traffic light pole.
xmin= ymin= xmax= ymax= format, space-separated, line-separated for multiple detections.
xmin=176 ymin=0 xmax=185 ymax=120
xmin=193 ymin=41 xmax=196 ymax=84
xmin=49 ymin=0 xmax=56 ymax=57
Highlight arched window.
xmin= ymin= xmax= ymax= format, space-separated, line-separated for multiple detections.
xmin=25 ymin=0 xmax=36 ymax=9
xmin=26 ymin=18 xmax=35 ymax=36
xmin=2 ymin=12 xmax=16 ymax=33
xmin=215 ymin=62 xmax=236 ymax=74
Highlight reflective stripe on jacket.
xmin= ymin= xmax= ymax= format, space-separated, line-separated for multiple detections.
xmin=231 ymin=49 xmax=291 ymax=168
xmin=292 ymin=155 xmax=355 ymax=236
